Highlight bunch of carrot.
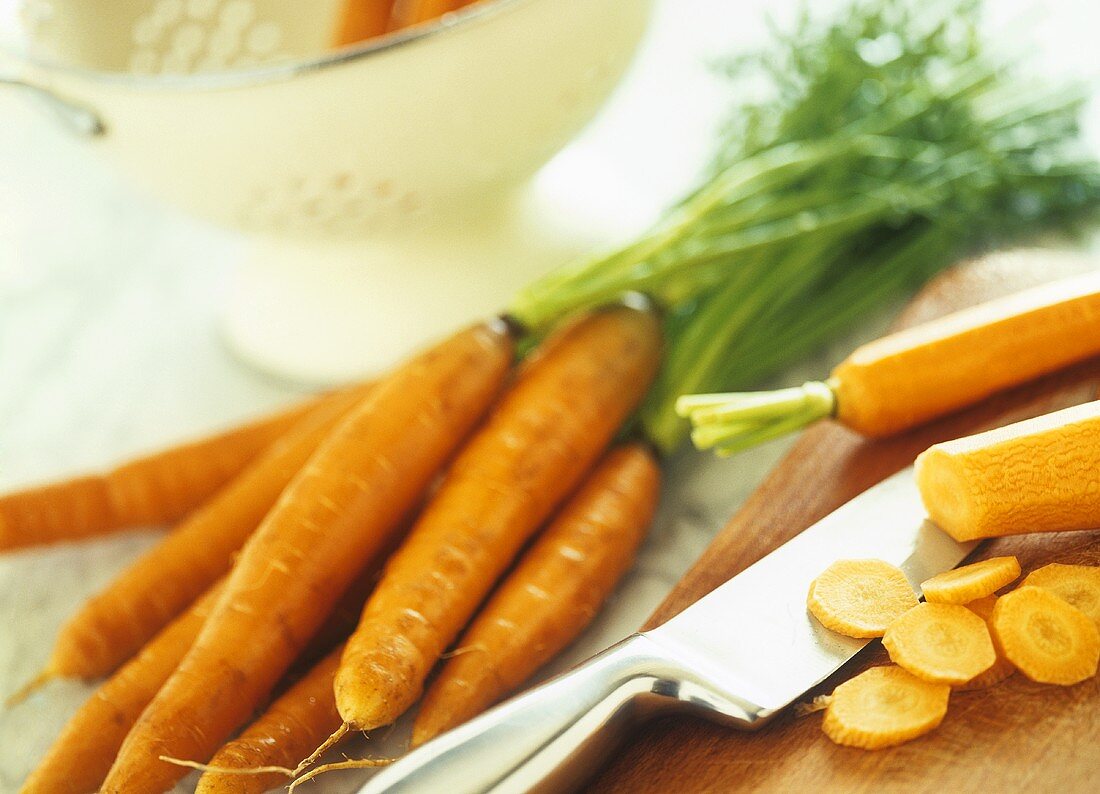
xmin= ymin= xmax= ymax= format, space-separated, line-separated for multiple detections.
xmin=9 ymin=305 xmax=663 ymax=793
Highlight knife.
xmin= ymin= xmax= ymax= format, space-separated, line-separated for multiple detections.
xmin=359 ymin=467 xmax=974 ymax=794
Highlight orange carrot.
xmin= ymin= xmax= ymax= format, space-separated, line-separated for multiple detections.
xmin=333 ymin=0 xmax=394 ymax=46
xmin=36 ymin=383 xmax=374 ymax=683
xmin=388 ymin=0 xmax=472 ymax=30
xmin=0 ymin=397 xmax=321 ymax=552
xmin=101 ymin=322 xmax=514 ymax=794
xmin=412 ymin=443 xmax=660 ymax=746
xmin=194 ymin=645 xmax=345 ymax=794
xmin=332 ymin=305 xmax=661 ymax=738
xmin=20 ymin=581 xmax=223 ymax=794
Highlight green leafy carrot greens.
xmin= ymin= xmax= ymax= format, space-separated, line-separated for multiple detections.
xmin=509 ymin=0 xmax=1100 ymax=453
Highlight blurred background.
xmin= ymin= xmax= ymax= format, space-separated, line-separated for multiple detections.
xmin=1 ymin=0 xmax=1099 ymax=791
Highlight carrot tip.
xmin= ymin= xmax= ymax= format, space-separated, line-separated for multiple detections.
xmin=294 ymin=722 xmax=350 ymax=775
xmin=158 ymin=755 xmax=296 ymax=777
xmin=288 ymin=757 xmax=394 ymax=793
xmin=4 ymin=670 xmax=54 ymax=707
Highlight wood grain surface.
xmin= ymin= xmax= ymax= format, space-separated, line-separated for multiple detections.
xmin=588 ymin=250 xmax=1100 ymax=793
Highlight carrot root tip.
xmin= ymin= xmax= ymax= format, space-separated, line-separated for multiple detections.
xmin=5 ymin=670 xmax=54 ymax=706
xmin=158 ymin=755 xmax=297 ymax=777
xmin=294 ymin=721 xmax=350 ymax=775
xmin=288 ymin=757 xmax=395 ymax=793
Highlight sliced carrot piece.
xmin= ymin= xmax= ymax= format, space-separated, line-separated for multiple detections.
xmin=990 ymin=586 xmax=1100 ymax=685
xmin=921 ymin=556 xmax=1021 ymax=605
xmin=882 ymin=602 xmax=996 ymax=686
xmin=822 ymin=665 xmax=950 ymax=750
xmin=956 ymin=596 xmax=1015 ymax=691
xmin=1022 ymin=563 xmax=1100 ymax=630
xmin=807 ymin=560 xmax=918 ymax=638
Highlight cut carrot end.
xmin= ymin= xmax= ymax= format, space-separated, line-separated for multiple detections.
xmin=288 ymin=757 xmax=394 ymax=793
xmin=294 ymin=722 xmax=349 ymax=775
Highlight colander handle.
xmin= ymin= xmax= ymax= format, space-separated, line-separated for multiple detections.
xmin=0 ymin=73 xmax=104 ymax=136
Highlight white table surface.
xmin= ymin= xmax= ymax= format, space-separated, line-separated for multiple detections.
xmin=1 ymin=1 xmax=1098 ymax=792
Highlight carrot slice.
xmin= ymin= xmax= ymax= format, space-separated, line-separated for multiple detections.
xmin=807 ymin=560 xmax=918 ymax=638
xmin=37 ymin=383 xmax=373 ymax=683
xmin=956 ymin=596 xmax=1016 ymax=690
xmin=194 ymin=645 xmax=345 ymax=794
xmin=921 ymin=556 xmax=1021 ymax=604
xmin=990 ymin=585 xmax=1100 ymax=685
xmin=100 ymin=322 xmax=514 ymax=794
xmin=411 ymin=443 xmax=660 ymax=747
xmin=0 ymin=397 xmax=320 ymax=552
xmin=21 ymin=582 xmax=222 ymax=794
xmin=822 ymin=665 xmax=950 ymax=750
xmin=882 ymin=602 xmax=996 ymax=686
xmin=1021 ymin=563 xmax=1100 ymax=629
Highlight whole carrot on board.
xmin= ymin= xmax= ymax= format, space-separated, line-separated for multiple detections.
xmin=412 ymin=443 xmax=661 ymax=747
xmin=100 ymin=322 xmax=514 ymax=794
xmin=916 ymin=400 xmax=1100 ymax=541
xmin=678 ymin=268 xmax=1100 ymax=456
xmin=20 ymin=580 xmax=224 ymax=794
xmin=318 ymin=305 xmax=660 ymax=761
xmin=0 ymin=395 xmax=322 ymax=552
xmin=25 ymin=383 xmax=373 ymax=688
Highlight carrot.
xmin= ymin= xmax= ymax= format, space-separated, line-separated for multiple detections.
xmin=193 ymin=646 xmax=345 ymax=794
xmin=0 ymin=397 xmax=320 ymax=552
xmin=807 ymin=559 xmax=918 ymax=638
xmin=916 ymin=400 xmax=1100 ymax=541
xmin=411 ymin=443 xmax=660 ymax=747
xmin=35 ymin=383 xmax=373 ymax=684
xmin=21 ymin=581 xmax=223 ymax=794
xmin=100 ymin=322 xmax=514 ymax=794
xmin=388 ymin=0 xmax=474 ymax=30
xmin=333 ymin=1 xmax=394 ymax=46
xmin=821 ymin=665 xmax=950 ymax=750
xmin=680 ymin=270 xmax=1100 ymax=454
xmin=331 ymin=305 xmax=661 ymax=741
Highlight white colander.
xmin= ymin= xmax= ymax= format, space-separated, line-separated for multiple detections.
xmin=1 ymin=0 xmax=652 ymax=380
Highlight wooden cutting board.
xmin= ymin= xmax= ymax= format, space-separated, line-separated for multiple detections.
xmin=588 ymin=250 xmax=1100 ymax=793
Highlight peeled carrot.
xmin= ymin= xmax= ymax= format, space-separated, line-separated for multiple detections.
xmin=21 ymin=581 xmax=223 ymax=794
xmin=37 ymin=383 xmax=373 ymax=683
xmin=916 ymin=400 xmax=1100 ymax=541
xmin=822 ymin=665 xmax=950 ymax=750
xmin=334 ymin=0 xmax=394 ymax=45
xmin=0 ymin=397 xmax=320 ymax=552
xmin=332 ymin=306 xmax=661 ymax=739
xmin=194 ymin=646 xmax=345 ymax=794
xmin=833 ymin=271 xmax=1100 ymax=436
xmin=412 ymin=443 xmax=660 ymax=747
xmin=101 ymin=322 xmax=514 ymax=794
xmin=807 ymin=559 xmax=918 ymax=638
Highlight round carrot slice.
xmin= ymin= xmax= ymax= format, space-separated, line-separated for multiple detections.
xmin=882 ymin=602 xmax=996 ymax=685
xmin=957 ymin=596 xmax=1015 ymax=690
xmin=808 ymin=560 xmax=918 ymax=638
xmin=921 ymin=556 xmax=1021 ymax=605
xmin=822 ymin=665 xmax=950 ymax=750
xmin=991 ymin=586 xmax=1100 ymax=686
xmin=1021 ymin=563 xmax=1100 ymax=630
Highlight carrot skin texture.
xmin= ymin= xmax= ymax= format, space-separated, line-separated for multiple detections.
xmin=336 ymin=306 xmax=662 ymax=732
xmin=833 ymin=271 xmax=1100 ymax=437
xmin=20 ymin=582 xmax=222 ymax=794
xmin=101 ymin=323 xmax=514 ymax=794
xmin=42 ymin=384 xmax=373 ymax=681
xmin=412 ymin=443 xmax=660 ymax=746
xmin=196 ymin=646 xmax=344 ymax=794
xmin=0 ymin=398 xmax=319 ymax=552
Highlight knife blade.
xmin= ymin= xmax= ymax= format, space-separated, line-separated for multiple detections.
xmin=358 ymin=467 xmax=974 ymax=794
